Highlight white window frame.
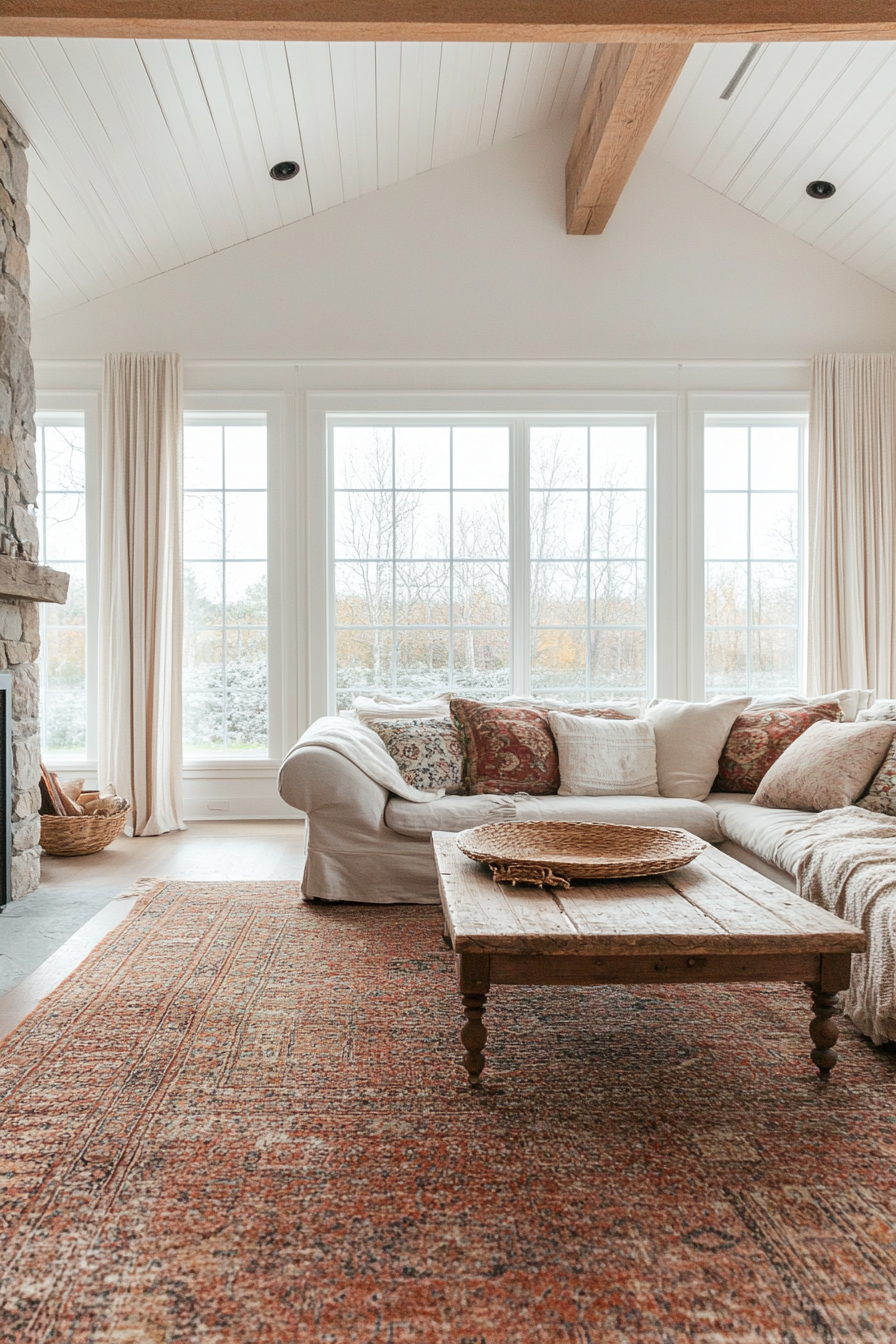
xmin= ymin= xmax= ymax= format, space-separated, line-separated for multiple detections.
xmin=182 ymin=392 xmax=286 ymax=773
xmin=688 ymin=392 xmax=809 ymax=702
xmin=35 ymin=391 xmax=100 ymax=772
xmin=309 ymin=391 xmax=679 ymax=717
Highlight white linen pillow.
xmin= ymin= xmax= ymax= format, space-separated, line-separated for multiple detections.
xmin=354 ymin=693 xmax=451 ymax=725
xmin=549 ymin=712 xmax=658 ymax=797
xmin=646 ymin=698 xmax=751 ymax=800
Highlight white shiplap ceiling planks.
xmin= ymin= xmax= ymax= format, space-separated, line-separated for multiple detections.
xmin=0 ymin=37 xmax=595 ymax=318
xmin=649 ymin=40 xmax=896 ymax=294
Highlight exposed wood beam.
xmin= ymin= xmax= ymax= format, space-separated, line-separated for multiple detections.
xmin=2 ymin=1 xmax=896 ymax=42
xmin=566 ymin=42 xmax=691 ymax=234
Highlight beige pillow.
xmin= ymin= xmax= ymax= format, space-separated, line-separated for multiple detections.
xmin=753 ymin=721 xmax=895 ymax=812
xmin=646 ymin=698 xmax=751 ymax=800
xmin=354 ymin=693 xmax=451 ymax=726
xmin=549 ymin=712 xmax=658 ymax=797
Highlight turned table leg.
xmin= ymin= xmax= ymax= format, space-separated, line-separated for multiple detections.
xmin=808 ymin=986 xmax=841 ymax=1074
xmin=461 ymin=993 xmax=488 ymax=1084
xmin=456 ymin=952 xmax=491 ymax=1086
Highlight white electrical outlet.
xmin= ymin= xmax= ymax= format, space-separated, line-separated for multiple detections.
xmin=207 ymin=801 xmax=230 ymax=813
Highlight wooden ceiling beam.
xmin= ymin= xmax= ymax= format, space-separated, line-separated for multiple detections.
xmin=2 ymin=2 xmax=896 ymax=42
xmin=566 ymin=42 xmax=692 ymax=235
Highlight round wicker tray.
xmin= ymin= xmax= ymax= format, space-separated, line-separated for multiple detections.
xmin=40 ymin=806 xmax=129 ymax=857
xmin=455 ymin=821 xmax=707 ymax=888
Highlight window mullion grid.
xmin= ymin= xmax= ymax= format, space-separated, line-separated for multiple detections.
xmin=586 ymin=427 xmax=592 ymax=700
xmin=449 ymin=427 xmax=455 ymax=692
xmin=510 ymin=419 xmax=529 ymax=698
xmin=391 ymin=428 xmax=397 ymax=694
xmin=746 ymin=429 xmax=753 ymax=696
xmin=221 ymin=427 xmax=228 ymax=751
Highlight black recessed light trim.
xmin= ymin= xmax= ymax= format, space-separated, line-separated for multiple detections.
xmin=806 ymin=179 xmax=836 ymax=199
xmin=270 ymin=160 xmax=301 ymax=181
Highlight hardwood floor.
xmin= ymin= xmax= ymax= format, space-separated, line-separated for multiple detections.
xmin=0 ymin=820 xmax=306 ymax=1025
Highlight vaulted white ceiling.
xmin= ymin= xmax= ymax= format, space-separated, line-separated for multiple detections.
xmin=0 ymin=38 xmax=595 ymax=318
xmin=649 ymin=40 xmax=896 ymax=296
xmin=5 ymin=37 xmax=896 ymax=322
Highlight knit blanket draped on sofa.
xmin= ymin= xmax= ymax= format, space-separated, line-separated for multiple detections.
xmin=796 ymin=807 xmax=896 ymax=1045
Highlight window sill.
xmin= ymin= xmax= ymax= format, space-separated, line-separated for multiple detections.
xmin=46 ymin=758 xmax=282 ymax=780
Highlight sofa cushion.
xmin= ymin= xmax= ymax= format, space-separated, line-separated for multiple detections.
xmin=354 ymin=693 xmax=451 ymax=725
xmin=512 ymin=793 xmax=724 ymax=843
xmin=366 ymin=717 xmax=464 ymax=794
xmin=450 ymin=698 xmax=633 ymax=795
xmin=549 ymin=712 xmax=658 ymax=797
xmin=713 ymin=703 xmax=841 ymax=794
xmin=856 ymin=736 xmax=896 ymax=815
xmin=646 ymin=697 xmax=751 ymax=800
xmin=748 ymin=688 xmax=873 ymax=723
xmin=385 ymin=793 xmax=518 ymax=838
xmin=707 ymin=793 xmax=820 ymax=876
xmin=386 ymin=791 xmax=724 ymax=842
xmin=752 ymin=721 xmax=894 ymax=811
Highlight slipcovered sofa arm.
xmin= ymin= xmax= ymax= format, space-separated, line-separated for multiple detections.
xmin=277 ymin=742 xmax=441 ymax=904
xmin=278 ymin=743 xmax=391 ymax=837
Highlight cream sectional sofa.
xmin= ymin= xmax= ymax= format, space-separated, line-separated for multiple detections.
xmin=278 ymin=728 xmax=813 ymax=903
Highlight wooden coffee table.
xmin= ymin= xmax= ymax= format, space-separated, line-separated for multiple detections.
xmin=432 ymin=831 xmax=866 ymax=1085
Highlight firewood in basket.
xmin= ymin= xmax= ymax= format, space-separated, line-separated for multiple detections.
xmin=50 ymin=771 xmax=85 ymax=817
xmin=40 ymin=764 xmax=68 ymax=816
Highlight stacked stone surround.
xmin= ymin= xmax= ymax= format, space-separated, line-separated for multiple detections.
xmin=0 ymin=99 xmax=42 ymax=899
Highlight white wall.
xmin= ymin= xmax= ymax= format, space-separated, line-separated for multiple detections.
xmin=32 ymin=121 xmax=896 ymax=361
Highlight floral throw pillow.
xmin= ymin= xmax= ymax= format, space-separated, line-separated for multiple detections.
xmin=366 ymin=717 xmax=464 ymax=794
xmin=713 ymin=703 xmax=842 ymax=794
xmin=450 ymin=699 xmax=631 ymax=795
xmin=856 ymin=737 xmax=896 ymax=815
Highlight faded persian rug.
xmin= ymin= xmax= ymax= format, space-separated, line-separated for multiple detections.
xmin=0 ymin=879 xmax=894 ymax=1343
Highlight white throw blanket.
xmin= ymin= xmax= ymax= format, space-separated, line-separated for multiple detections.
xmin=795 ymin=807 xmax=896 ymax=1045
xmin=285 ymin=716 xmax=445 ymax=803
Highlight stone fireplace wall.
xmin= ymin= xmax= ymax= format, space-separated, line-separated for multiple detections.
xmin=0 ymin=99 xmax=42 ymax=899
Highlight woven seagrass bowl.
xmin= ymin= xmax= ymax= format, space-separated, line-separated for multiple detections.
xmin=455 ymin=821 xmax=707 ymax=888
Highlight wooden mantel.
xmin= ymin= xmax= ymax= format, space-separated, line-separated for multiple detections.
xmin=0 ymin=557 xmax=69 ymax=605
xmin=2 ymin=1 xmax=896 ymax=41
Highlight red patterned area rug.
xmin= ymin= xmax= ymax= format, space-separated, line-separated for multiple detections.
xmin=0 ymin=880 xmax=895 ymax=1344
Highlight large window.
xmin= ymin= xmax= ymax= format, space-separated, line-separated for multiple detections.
xmin=36 ymin=414 xmax=87 ymax=757
xmin=333 ymin=425 xmax=511 ymax=706
xmin=704 ymin=417 xmax=804 ymax=698
xmin=530 ymin=424 xmax=649 ymax=700
xmin=331 ymin=418 xmax=653 ymax=708
xmin=183 ymin=415 xmax=268 ymax=755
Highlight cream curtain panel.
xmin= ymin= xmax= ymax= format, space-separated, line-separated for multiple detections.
xmin=808 ymin=352 xmax=896 ymax=700
xmin=99 ymin=353 xmax=185 ymax=836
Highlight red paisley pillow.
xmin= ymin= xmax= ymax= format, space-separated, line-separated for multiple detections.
xmin=713 ymin=702 xmax=842 ymax=794
xmin=451 ymin=699 xmax=632 ymax=795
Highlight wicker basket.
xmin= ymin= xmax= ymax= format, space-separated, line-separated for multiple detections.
xmin=455 ymin=821 xmax=707 ymax=888
xmin=40 ymin=805 xmax=129 ymax=857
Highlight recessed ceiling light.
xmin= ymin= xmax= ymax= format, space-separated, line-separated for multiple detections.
xmin=806 ymin=180 xmax=836 ymax=199
xmin=270 ymin=160 xmax=300 ymax=182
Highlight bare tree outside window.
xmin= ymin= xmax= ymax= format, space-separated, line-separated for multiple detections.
xmin=704 ymin=422 xmax=803 ymax=698
xmin=333 ymin=425 xmax=511 ymax=708
xmin=332 ymin=420 xmax=651 ymax=707
xmin=36 ymin=419 xmax=88 ymax=755
xmin=530 ymin=425 xmax=649 ymax=700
